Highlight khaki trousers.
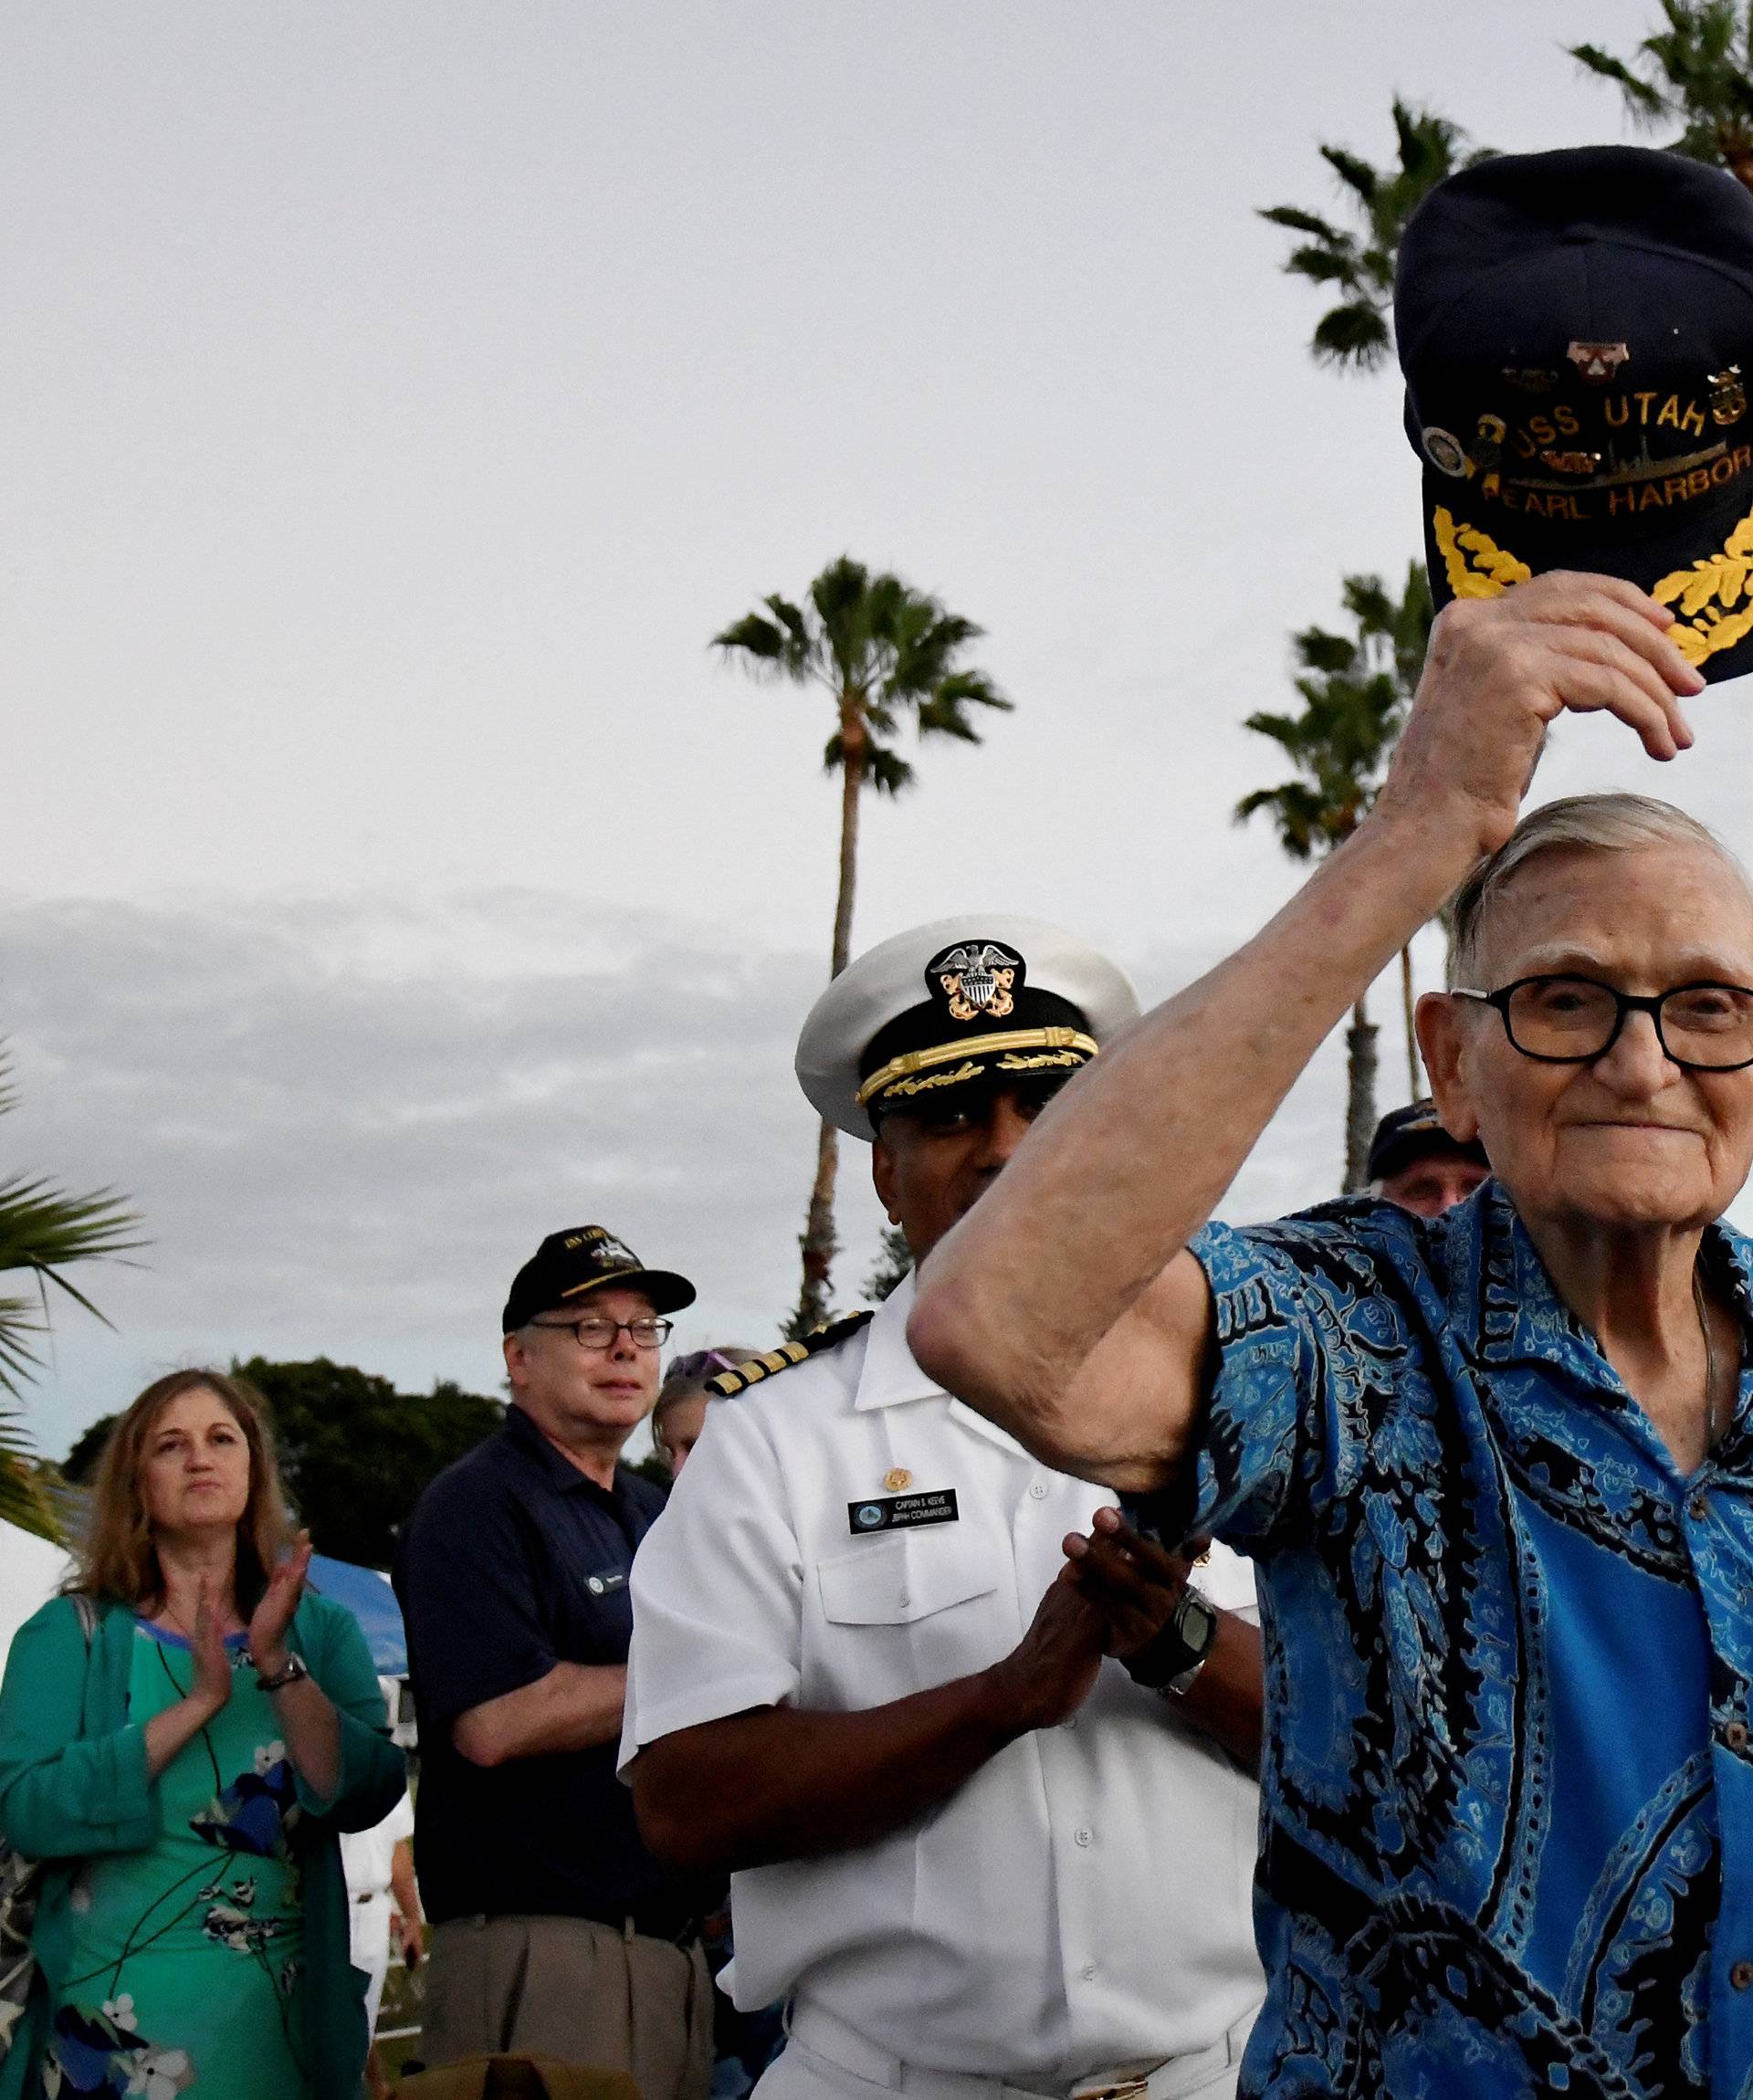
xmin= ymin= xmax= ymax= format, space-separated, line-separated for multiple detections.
xmin=421 ymin=1915 xmax=715 ymax=2100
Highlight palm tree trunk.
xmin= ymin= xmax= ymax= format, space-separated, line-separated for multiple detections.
xmin=1401 ymin=943 xmax=1422 ymax=1099
xmin=792 ymin=708 xmax=866 ymax=1335
xmin=830 ymin=709 xmax=865 ymax=975
xmin=1343 ymin=995 xmax=1379 ymax=1194
xmin=792 ymin=1117 xmax=839 ymax=1338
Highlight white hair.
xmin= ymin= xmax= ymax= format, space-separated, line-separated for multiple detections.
xmin=1446 ymin=793 xmax=1751 ymax=987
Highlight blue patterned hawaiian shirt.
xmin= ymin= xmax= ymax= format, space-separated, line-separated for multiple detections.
xmin=1178 ymin=1181 xmax=1753 ymax=2098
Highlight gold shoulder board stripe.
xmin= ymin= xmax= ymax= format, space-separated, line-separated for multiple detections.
xmin=706 ymin=1308 xmax=877 ymax=1396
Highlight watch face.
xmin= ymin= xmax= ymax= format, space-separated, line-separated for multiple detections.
xmin=1177 ymin=1592 xmax=1218 ymax=1657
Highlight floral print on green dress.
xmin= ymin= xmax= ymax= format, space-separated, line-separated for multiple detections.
xmin=45 ymin=1624 xmax=310 ymax=2097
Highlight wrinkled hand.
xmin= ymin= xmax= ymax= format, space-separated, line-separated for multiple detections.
xmin=248 ymin=1530 xmax=313 ymax=1676
xmin=190 ymin=1576 xmax=236 ymax=1717
xmin=1373 ymin=572 xmax=1702 ymax=867
xmin=983 ymin=1567 xmax=1107 ymax=1732
xmin=1063 ymin=1507 xmax=1203 ymax=1660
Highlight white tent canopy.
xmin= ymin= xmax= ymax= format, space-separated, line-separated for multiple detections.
xmin=0 ymin=1518 xmax=72 ymax=1671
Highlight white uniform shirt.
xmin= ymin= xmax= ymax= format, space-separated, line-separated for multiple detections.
xmin=621 ymin=1277 xmax=1264 ymax=2081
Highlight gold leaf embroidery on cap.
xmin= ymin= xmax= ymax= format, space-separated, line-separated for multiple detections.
xmin=1433 ymin=508 xmax=1532 ymax=600
xmin=1653 ymin=508 xmax=1753 ymax=665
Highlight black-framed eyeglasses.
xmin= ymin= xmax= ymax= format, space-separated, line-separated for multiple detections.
xmin=1450 ymin=975 xmax=1753 ymax=1072
xmin=530 ymin=1315 xmax=674 ymax=1351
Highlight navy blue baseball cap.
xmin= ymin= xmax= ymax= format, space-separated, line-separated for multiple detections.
xmin=1397 ymin=145 xmax=1753 ymax=681
xmin=502 ymin=1224 xmax=696 ymax=1331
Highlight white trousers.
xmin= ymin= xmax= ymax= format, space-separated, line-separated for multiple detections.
xmin=756 ymin=2007 xmax=1250 ymax=2100
xmin=351 ymin=1889 xmax=394 ymax=2037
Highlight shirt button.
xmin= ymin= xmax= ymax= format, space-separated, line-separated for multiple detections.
xmin=1080 ymin=1964 xmax=1097 ymax=1982
xmin=1074 ymin=1826 xmax=1092 ymax=1847
xmin=1734 ymin=1959 xmax=1753 ymax=1991
xmin=897 ymin=1592 xmax=910 ymax=1609
xmin=1690 ymin=1493 xmax=1711 ymax=1520
xmin=1029 ymin=1482 xmax=1049 ymax=1501
xmin=1726 ymin=1721 xmax=1749 ymax=1752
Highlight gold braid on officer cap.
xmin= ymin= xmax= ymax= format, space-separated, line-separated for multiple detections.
xmin=705 ymin=1309 xmax=877 ymax=1396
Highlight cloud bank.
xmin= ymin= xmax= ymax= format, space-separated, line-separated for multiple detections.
xmin=0 ymin=887 xmax=1400 ymax=1456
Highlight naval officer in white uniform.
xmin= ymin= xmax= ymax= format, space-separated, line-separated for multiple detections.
xmin=620 ymin=918 xmax=1265 ymax=2100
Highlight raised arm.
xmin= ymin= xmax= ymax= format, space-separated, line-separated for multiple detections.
xmin=908 ymin=575 xmax=1701 ymax=1486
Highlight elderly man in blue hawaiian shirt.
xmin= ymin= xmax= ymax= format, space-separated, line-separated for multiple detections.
xmin=908 ymin=570 xmax=1753 ymax=2097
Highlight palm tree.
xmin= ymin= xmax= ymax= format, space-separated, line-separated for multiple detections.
xmin=1260 ymin=100 xmax=1494 ymax=370
xmin=715 ymin=557 xmax=1010 ymax=1333
xmin=1573 ymin=3 xmax=1753 ymax=190
xmin=0 ymin=1048 xmax=141 ymax=1538
xmin=1237 ymin=565 xmax=1434 ymax=1191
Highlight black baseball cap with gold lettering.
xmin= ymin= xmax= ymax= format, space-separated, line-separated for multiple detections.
xmin=501 ymin=1224 xmax=696 ymax=1332
xmin=1398 ymin=145 xmax=1753 ymax=680
xmin=796 ymin=914 xmax=1139 ymax=1141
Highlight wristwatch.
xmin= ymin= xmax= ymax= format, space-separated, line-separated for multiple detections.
xmin=255 ymin=1653 xmax=310 ymax=1694
xmin=1123 ymin=1587 xmax=1220 ymax=1698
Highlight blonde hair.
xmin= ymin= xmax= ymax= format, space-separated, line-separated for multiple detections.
xmin=66 ymin=1370 xmax=294 ymax=1612
xmin=1447 ymin=793 xmax=1748 ymax=986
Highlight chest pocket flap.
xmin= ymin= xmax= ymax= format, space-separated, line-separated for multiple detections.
xmin=818 ymin=1532 xmax=997 ymax=1626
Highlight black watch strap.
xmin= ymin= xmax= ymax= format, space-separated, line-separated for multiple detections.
xmin=1123 ymin=1589 xmax=1219 ymax=1691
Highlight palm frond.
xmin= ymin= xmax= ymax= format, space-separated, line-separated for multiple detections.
xmin=865 ymin=745 xmax=916 ymax=796
xmin=1569 ymin=41 xmax=1674 ymax=121
xmin=1241 ymin=566 xmax=1427 ymax=865
xmin=1266 ymin=100 xmax=1490 ymax=367
xmin=1233 ymin=782 xmax=1326 ymax=859
xmin=0 ymin=1055 xmax=143 ymax=1406
xmin=1293 ymin=626 xmax=1359 ymax=677
xmin=712 ymin=612 xmax=790 ymax=664
xmin=1319 ymin=144 xmax=1379 ymax=204
xmin=1257 ymin=205 xmax=1346 ymax=241
xmin=1285 ymin=244 xmax=1366 ymax=289
xmin=0 ymin=1173 xmax=142 ymax=1276
xmin=0 ymin=1410 xmax=60 ymax=1541
xmin=1311 ymin=301 xmax=1392 ymax=369
xmin=1571 ymin=4 xmax=1753 ymax=193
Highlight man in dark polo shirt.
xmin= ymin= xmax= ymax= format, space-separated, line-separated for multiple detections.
xmin=395 ymin=1224 xmax=713 ymax=2095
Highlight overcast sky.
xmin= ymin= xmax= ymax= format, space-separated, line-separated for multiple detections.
xmin=5 ymin=0 xmax=1748 ymax=1460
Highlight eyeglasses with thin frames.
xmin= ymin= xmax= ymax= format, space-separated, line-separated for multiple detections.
xmin=530 ymin=1315 xmax=675 ymax=1351
xmin=1450 ymin=974 xmax=1753 ymax=1072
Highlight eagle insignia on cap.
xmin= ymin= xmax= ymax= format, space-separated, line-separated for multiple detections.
xmin=1711 ymin=366 xmax=1748 ymax=426
xmin=1567 ymin=341 xmax=1631 ymax=384
xmin=568 ymin=1226 xmax=636 ymax=1266
xmin=929 ymin=941 xmax=1022 ymax=1024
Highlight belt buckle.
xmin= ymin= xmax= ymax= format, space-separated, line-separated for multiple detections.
xmin=1070 ymin=2079 xmax=1150 ymax=2100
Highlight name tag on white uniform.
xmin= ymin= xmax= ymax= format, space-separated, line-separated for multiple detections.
xmin=846 ymin=1489 xmax=960 ymax=1535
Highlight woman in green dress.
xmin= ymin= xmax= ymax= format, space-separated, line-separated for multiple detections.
xmin=0 ymin=1370 xmax=407 ymax=2100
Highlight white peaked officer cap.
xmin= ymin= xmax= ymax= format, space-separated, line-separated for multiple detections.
xmin=796 ymin=914 xmax=1141 ymax=1142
